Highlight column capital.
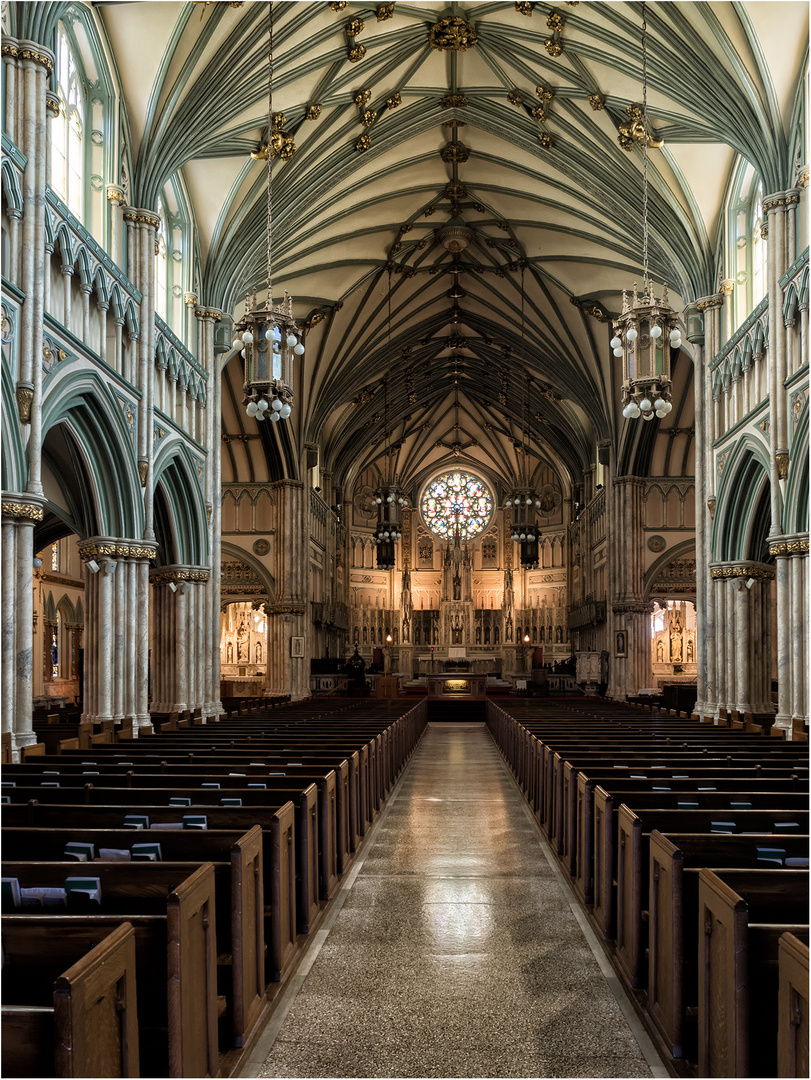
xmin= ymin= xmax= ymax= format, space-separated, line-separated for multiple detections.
xmin=194 ymin=306 xmax=223 ymax=321
xmin=149 ymin=565 xmax=211 ymax=584
xmin=767 ymin=534 xmax=809 ymax=557
xmin=762 ymin=189 xmax=801 ymax=214
xmin=709 ymin=561 xmax=776 ymax=581
xmin=11 ymin=40 xmax=55 ymax=72
xmin=1 ymin=496 xmax=44 ymax=522
xmin=78 ymin=537 xmax=159 ymax=561
xmin=122 ymin=206 xmax=161 ymax=230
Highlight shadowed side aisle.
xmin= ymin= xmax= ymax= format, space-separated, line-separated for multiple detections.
xmin=244 ymin=722 xmax=668 ymax=1079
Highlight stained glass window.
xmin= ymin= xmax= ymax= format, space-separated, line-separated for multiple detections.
xmin=420 ymin=471 xmax=493 ymax=541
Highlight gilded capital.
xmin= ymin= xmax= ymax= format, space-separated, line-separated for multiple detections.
xmin=2 ymin=499 xmax=44 ymax=522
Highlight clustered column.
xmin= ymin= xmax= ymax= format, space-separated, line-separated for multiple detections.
xmin=149 ymin=568 xmax=210 ymax=716
xmin=770 ymin=536 xmax=809 ymax=733
xmin=1 ymin=499 xmax=44 ymax=757
xmin=195 ymin=305 xmax=225 ymax=721
xmin=687 ymin=295 xmax=724 ymax=718
xmin=266 ymin=480 xmax=308 ymax=701
xmin=708 ymin=564 xmax=774 ymax=719
xmin=79 ymin=539 xmax=156 ymax=729
xmin=608 ymin=476 xmax=650 ymax=698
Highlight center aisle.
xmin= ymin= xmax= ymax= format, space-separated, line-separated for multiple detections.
xmin=244 ymin=722 xmax=668 ymax=1079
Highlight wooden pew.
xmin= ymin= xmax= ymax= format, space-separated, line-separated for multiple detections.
xmin=2 ymin=864 xmax=222 ymax=1077
xmin=1 ymin=922 xmax=139 ymax=1079
xmin=647 ymin=830 xmax=810 ymax=1061
xmin=698 ymin=868 xmax=809 ymax=1078
xmin=4 ymin=800 xmax=296 ymax=985
xmin=592 ymin=798 xmax=808 ymax=942
xmin=53 ymin=921 xmax=140 ymax=1077
xmin=778 ymin=932 xmax=809 ymax=1078
xmin=614 ymin=794 xmax=808 ymax=987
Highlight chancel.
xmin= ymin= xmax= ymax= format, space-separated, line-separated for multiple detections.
xmin=1 ymin=1 xmax=808 ymax=1078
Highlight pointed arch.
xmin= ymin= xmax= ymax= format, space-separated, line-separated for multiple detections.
xmin=153 ymin=442 xmax=208 ymax=566
xmin=784 ymin=401 xmax=809 ymax=535
xmin=713 ymin=436 xmax=772 ymax=562
xmin=1 ymin=159 xmax=23 ymax=216
xmin=40 ymin=368 xmax=143 ymax=539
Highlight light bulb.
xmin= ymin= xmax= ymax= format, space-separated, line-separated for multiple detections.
xmin=613 ymin=347 xmax=624 ymax=357
xmin=383 ymin=531 xmax=390 ymax=539
xmin=511 ymin=533 xmax=519 ymax=542
xmin=520 ymin=532 xmax=526 ymax=541
xmin=286 ymin=334 xmax=297 ymax=348
xmin=280 ymin=403 xmax=292 ymax=418
xmin=669 ymin=329 xmax=681 ymax=343
xmin=232 ymin=337 xmax=243 ymax=352
xmin=525 ymin=497 xmax=532 ymax=505
xmin=246 ymin=401 xmax=258 ymax=417
xmin=622 ymin=403 xmax=635 ymax=419
xmin=535 ymin=500 xmax=541 ymax=509
xmin=627 ymin=402 xmax=641 ymax=418
xmin=271 ymin=398 xmax=283 ymax=412
xmin=627 ymin=328 xmax=638 ymax=342
xmin=505 ymin=499 xmax=512 ymax=507
xmin=663 ymin=401 xmax=673 ymax=414
xmin=293 ymin=343 xmax=305 ymax=355
xmin=639 ymin=397 xmax=652 ymax=412
xmin=527 ymin=533 xmax=535 ymax=541
xmin=671 ymin=336 xmax=682 ymax=350
xmin=650 ymin=324 xmax=662 ymax=339
xmin=269 ymin=411 xmax=280 ymax=422
xmin=242 ymin=331 xmax=253 ymax=344
xmin=642 ymin=410 xmax=655 ymax=421
xmin=610 ymin=336 xmax=622 ymax=350
xmin=256 ymin=399 xmax=268 ymax=412
xmin=655 ymin=408 xmax=667 ymax=418
xmin=387 ymin=494 xmax=395 ymax=503
xmin=654 ymin=397 xmax=666 ymax=411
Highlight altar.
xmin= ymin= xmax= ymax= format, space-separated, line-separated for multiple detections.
xmin=425 ymin=673 xmax=488 ymax=699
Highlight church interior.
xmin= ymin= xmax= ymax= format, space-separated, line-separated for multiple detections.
xmin=1 ymin=1 xmax=809 ymax=1077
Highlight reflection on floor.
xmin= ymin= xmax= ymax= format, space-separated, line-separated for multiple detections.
xmin=246 ymin=722 xmax=669 ymax=1079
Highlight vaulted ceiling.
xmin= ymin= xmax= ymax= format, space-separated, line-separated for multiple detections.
xmin=93 ymin=1 xmax=808 ymax=497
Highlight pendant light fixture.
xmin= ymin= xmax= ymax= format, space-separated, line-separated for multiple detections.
xmin=612 ymin=2 xmax=680 ymax=422
xmin=234 ymin=1 xmax=303 ymax=423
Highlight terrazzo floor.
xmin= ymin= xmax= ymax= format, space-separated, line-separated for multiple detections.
xmin=241 ymin=722 xmax=670 ymax=1079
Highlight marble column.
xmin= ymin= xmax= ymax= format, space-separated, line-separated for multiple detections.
xmin=149 ymin=568 xmax=210 ymax=715
xmin=608 ymin=476 xmax=649 ymax=699
xmin=195 ymin=305 xmax=225 ymax=721
xmin=269 ymin=479 xmax=309 ymax=701
xmin=774 ymin=552 xmax=792 ymax=732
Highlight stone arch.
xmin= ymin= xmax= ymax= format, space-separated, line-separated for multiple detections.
xmin=1 ymin=359 xmax=25 ymax=491
xmin=220 ymin=541 xmax=276 ymax=604
xmin=41 ymin=368 xmax=143 ymax=539
xmin=54 ymin=221 xmax=74 ymax=271
xmin=713 ymin=437 xmax=771 ymax=562
xmin=784 ymin=402 xmax=809 ymax=535
xmin=153 ymin=443 xmax=208 ymax=566
xmin=1 ymin=159 xmax=23 ymax=216
xmin=74 ymin=245 xmax=93 ymax=289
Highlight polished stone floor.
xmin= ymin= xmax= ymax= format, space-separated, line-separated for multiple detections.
xmin=243 ymin=723 xmax=668 ymax=1079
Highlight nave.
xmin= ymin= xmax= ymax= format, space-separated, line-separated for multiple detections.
xmin=241 ymin=723 xmax=666 ymax=1080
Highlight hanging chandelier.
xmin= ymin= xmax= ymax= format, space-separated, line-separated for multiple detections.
xmin=612 ymin=2 xmax=681 ymax=422
xmin=234 ymin=1 xmax=304 ymax=423
xmin=372 ymin=483 xmax=407 ymax=570
xmin=503 ymin=374 xmax=540 ymax=570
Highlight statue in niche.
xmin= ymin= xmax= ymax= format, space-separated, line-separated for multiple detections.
xmin=494 ymin=623 xmax=500 ymax=645
xmin=362 ymin=626 xmax=368 ymax=645
xmin=453 ymin=569 xmax=461 ymax=601
xmin=670 ymin=623 xmax=683 ymax=663
xmin=226 ymin=642 xmax=234 ymax=664
xmin=686 ymin=637 xmax=694 ymax=663
xmin=402 ymin=616 xmax=410 ymax=643
xmin=255 ymin=642 xmax=263 ymax=663
xmin=505 ymin=615 xmax=513 ymax=642
xmin=475 ymin=624 xmax=481 ymax=645
xmin=555 ymin=626 xmax=563 ymax=643
xmin=657 ymin=639 xmax=664 ymax=663
xmin=484 ymin=623 xmax=490 ymax=645
xmin=236 ymin=619 xmax=249 ymax=661
xmin=393 ymin=627 xmax=399 ymax=645
xmin=432 ymin=617 xmax=439 ymax=644
xmin=414 ymin=624 xmax=421 ymax=645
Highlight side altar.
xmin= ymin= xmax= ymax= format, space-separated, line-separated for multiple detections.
xmin=425 ymin=673 xmax=488 ymax=699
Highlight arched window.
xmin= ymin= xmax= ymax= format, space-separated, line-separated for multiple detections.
xmin=52 ymin=24 xmax=85 ymax=219
xmin=50 ymin=16 xmax=113 ymax=244
xmin=420 ymin=470 xmax=493 ymax=541
xmin=728 ymin=160 xmax=766 ymax=331
xmin=155 ymin=181 xmax=190 ymax=336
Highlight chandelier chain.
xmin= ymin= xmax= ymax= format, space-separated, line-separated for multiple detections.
xmin=266 ymin=1 xmax=273 ymax=311
xmin=642 ymin=0 xmax=649 ymax=294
